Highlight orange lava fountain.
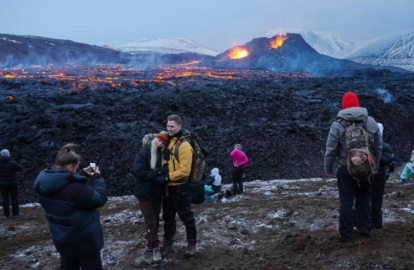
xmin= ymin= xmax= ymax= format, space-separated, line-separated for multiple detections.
xmin=227 ymin=46 xmax=250 ymax=59
xmin=270 ymin=35 xmax=288 ymax=49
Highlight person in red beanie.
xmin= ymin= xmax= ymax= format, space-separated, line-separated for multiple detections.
xmin=324 ymin=92 xmax=382 ymax=244
xmin=341 ymin=92 xmax=360 ymax=109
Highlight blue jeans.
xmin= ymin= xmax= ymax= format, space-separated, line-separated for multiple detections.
xmin=337 ymin=166 xmax=371 ymax=240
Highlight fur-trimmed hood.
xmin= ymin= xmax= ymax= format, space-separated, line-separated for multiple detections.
xmin=142 ymin=134 xmax=156 ymax=149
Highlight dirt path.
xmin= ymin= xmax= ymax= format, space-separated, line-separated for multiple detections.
xmin=1 ymin=178 xmax=414 ymax=270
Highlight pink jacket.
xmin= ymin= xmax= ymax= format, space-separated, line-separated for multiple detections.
xmin=230 ymin=148 xmax=249 ymax=167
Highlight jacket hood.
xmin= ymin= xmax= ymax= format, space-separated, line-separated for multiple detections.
xmin=179 ymin=129 xmax=191 ymax=140
xmin=0 ymin=156 xmax=12 ymax=164
xmin=337 ymin=107 xmax=368 ymax=122
xmin=142 ymin=134 xmax=155 ymax=149
xmin=211 ymin=168 xmax=219 ymax=176
xmin=34 ymin=170 xmax=87 ymax=196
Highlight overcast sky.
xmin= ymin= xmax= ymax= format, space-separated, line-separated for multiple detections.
xmin=1 ymin=0 xmax=413 ymax=51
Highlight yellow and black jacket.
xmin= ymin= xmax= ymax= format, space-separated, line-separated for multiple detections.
xmin=167 ymin=131 xmax=193 ymax=186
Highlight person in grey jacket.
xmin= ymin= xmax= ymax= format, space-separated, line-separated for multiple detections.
xmin=324 ymin=92 xmax=382 ymax=243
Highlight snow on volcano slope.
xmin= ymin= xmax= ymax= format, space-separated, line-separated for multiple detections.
xmin=344 ymin=28 xmax=414 ymax=72
xmin=110 ymin=38 xmax=219 ymax=56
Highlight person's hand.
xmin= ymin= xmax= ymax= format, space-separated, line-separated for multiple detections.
xmin=156 ymin=166 xmax=168 ymax=176
xmin=84 ymin=166 xmax=101 ymax=176
xmin=154 ymin=174 xmax=169 ymax=185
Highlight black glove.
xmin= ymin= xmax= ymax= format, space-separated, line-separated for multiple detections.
xmin=155 ymin=166 xmax=168 ymax=176
xmin=154 ymin=174 xmax=169 ymax=185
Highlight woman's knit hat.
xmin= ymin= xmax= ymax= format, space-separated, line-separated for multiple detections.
xmin=156 ymin=131 xmax=169 ymax=144
xmin=342 ymin=92 xmax=360 ymax=109
xmin=0 ymin=149 xmax=10 ymax=157
xmin=235 ymin=144 xmax=242 ymax=149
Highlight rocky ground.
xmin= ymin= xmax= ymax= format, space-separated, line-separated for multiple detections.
xmin=1 ymin=175 xmax=414 ymax=270
xmin=1 ymin=69 xmax=414 ymax=203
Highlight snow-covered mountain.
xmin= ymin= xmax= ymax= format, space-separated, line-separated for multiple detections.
xmin=344 ymin=28 xmax=414 ymax=72
xmin=110 ymin=38 xmax=219 ymax=56
xmin=267 ymin=29 xmax=354 ymax=58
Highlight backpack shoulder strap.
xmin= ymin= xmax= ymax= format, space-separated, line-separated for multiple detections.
xmin=173 ymin=138 xmax=190 ymax=162
xmin=335 ymin=117 xmax=350 ymax=128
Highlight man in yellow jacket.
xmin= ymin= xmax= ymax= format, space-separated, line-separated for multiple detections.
xmin=162 ymin=114 xmax=197 ymax=257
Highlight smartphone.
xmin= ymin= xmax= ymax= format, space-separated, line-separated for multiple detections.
xmin=90 ymin=162 xmax=96 ymax=172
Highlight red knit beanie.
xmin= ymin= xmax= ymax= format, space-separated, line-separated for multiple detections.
xmin=342 ymin=92 xmax=360 ymax=109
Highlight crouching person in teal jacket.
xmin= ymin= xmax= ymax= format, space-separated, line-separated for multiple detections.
xmin=34 ymin=144 xmax=107 ymax=270
xmin=401 ymin=150 xmax=414 ymax=183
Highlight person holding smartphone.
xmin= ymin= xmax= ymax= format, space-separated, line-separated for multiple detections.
xmin=34 ymin=144 xmax=107 ymax=270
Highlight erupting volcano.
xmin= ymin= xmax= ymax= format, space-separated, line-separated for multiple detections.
xmin=226 ymin=46 xmax=250 ymax=59
xmin=270 ymin=35 xmax=288 ymax=49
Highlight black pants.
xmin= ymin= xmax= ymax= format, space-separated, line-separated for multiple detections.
xmin=371 ymin=173 xmax=386 ymax=228
xmin=139 ymin=199 xmax=162 ymax=249
xmin=337 ymin=166 xmax=371 ymax=241
xmin=232 ymin=166 xmax=244 ymax=194
xmin=0 ymin=186 xmax=19 ymax=217
xmin=163 ymin=183 xmax=197 ymax=243
xmin=60 ymin=252 xmax=102 ymax=270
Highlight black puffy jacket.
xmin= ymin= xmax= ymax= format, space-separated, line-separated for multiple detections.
xmin=133 ymin=134 xmax=167 ymax=202
xmin=0 ymin=157 xmax=22 ymax=187
xmin=34 ymin=169 xmax=107 ymax=257
xmin=379 ymin=142 xmax=395 ymax=175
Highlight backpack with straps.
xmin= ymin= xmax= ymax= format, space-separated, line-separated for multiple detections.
xmin=173 ymin=133 xmax=209 ymax=184
xmin=337 ymin=117 xmax=375 ymax=184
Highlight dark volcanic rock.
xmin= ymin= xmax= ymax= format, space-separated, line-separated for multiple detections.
xmin=1 ymin=72 xmax=414 ymax=202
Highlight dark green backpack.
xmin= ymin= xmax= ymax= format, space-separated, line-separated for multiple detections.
xmin=337 ymin=117 xmax=375 ymax=185
xmin=173 ymin=135 xmax=208 ymax=184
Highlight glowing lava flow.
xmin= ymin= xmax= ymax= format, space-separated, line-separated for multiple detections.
xmin=270 ymin=35 xmax=288 ymax=49
xmin=227 ymin=46 xmax=250 ymax=59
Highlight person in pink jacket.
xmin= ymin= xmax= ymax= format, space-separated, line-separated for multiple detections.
xmin=229 ymin=144 xmax=249 ymax=194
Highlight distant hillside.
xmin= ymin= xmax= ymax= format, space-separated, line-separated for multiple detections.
xmin=0 ymin=34 xmax=130 ymax=67
xmin=345 ymin=28 xmax=414 ymax=72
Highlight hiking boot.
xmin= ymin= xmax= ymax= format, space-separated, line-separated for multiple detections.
xmin=161 ymin=240 xmax=173 ymax=257
xmin=185 ymin=241 xmax=196 ymax=257
xmin=358 ymin=230 xmax=371 ymax=237
xmin=152 ymin=247 xmax=162 ymax=264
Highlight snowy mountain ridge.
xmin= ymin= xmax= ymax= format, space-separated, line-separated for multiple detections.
xmin=110 ymin=37 xmax=219 ymax=56
xmin=266 ymin=28 xmax=355 ymax=58
xmin=344 ymin=28 xmax=414 ymax=71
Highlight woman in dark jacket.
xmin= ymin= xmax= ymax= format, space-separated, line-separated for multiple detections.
xmin=34 ymin=144 xmax=107 ymax=270
xmin=133 ymin=132 xmax=169 ymax=264
xmin=0 ymin=149 xmax=22 ymax=218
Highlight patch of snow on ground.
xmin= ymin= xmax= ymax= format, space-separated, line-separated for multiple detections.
xmin=21 ymin=203 xmax=41 ymax=208
xmin=102 ymin=209 xmax=143 ymax=226
xmin=13 ymin=245 xmax=59 ymax=269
